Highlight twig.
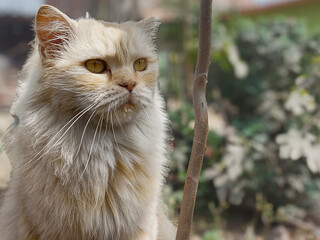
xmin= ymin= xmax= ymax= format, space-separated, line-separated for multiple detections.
xmin=175 ymin=1 xmax=212 ymax=239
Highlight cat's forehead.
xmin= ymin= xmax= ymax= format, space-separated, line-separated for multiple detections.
xmin=78 ymin=19 xmax=133 ymax=37
xmin=74 ymin=19 xmax=156 ymax=63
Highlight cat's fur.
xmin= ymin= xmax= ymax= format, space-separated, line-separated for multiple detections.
xmin=0 ymin=5 xmax=176 ymax=240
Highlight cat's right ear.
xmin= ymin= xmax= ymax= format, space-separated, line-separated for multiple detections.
xmin=137 ymin=17 xmax=161 ymax=40
xmin=35 ymin=5 xmax=76 ymax=59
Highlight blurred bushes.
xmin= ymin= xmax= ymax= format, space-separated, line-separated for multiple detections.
xmin=164 ymin=15 xmax=320 ymax=236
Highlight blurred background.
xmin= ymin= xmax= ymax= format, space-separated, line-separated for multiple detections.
xmin=1 ymin=0 xmax=320 ymax=239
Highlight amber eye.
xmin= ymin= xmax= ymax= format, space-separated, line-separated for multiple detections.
xmin=85 ymin=59 xmax=107 ymax=74
xmin=133 ymin=58 xmax=147 ymax=71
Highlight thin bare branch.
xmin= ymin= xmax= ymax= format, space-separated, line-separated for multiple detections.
xmin=175 ymin=0 xmax=212 ymax=239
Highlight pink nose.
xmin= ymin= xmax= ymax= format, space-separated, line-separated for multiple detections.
xmin=118 ymin=81 xmax=137 ymax=92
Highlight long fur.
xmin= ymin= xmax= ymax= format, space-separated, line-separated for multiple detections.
xmin=0 ymin=5 xmax=176 ymax=240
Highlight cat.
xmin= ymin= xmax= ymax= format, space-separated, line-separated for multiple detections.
xmin=0 ymin=5 xmax=176 ymax=240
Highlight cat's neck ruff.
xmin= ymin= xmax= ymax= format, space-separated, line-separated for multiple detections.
xmin=8 ymin=91 xmax=169 ymax=238
xmin=21 ymin=89 xmax=167 ymax=180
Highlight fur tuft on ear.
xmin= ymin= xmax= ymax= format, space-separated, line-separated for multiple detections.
xmin=35 ymin=5 xmax=76 ymax=59
xmin=137 ymin=17 xmax=161 ymax=39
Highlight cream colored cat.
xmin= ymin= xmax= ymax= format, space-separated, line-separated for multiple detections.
xmin=0 ymin=5 xmax=176 ymax=240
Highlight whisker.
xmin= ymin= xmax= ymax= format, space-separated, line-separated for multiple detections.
xmin=114 ymin=110 xmax=128 ymax=138
xmin=93 ymin=114 xmax=104 ymax=211
xmin=110 ymin=109 xmax=125 ymax=160
xmin=105 ymin=107 xmax=111 ymax=136
xmin=141 ymin=104 xmax=151 ymax=122
xmin=75 ymin=108 xmax=97 ymax=158
xmin=97 ymin=113 xmax=104 ymax=142
xmin=20 ymin=102 xmax=98 ymax=170
xmin=80 ymin=110 xmax=100 ymax=179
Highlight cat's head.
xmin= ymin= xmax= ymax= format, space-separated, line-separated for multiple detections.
xmin=33 ymin=5 xmax=160 ymax=125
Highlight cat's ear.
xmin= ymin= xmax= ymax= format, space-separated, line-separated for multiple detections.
xmin=137 ymin=17 xmax=161 ymax=39
xmin=35 ymin=5 xmax=76 ymax=59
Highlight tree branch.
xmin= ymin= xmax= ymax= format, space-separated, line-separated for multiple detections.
xmin=175 ymin=1 xmax=212 ymax=239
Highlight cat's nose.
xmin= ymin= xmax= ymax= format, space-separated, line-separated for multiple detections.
xmin=118 ymin=81 xmax=137 ymax=92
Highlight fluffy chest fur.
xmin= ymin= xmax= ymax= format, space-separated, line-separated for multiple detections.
xmin=10 ymin=92 xmax=167 ymax=237
xmin=2 ymin=96 xmax=170 ymax=240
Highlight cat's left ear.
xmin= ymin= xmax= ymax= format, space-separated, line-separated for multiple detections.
xmin=35 ymin=5 xmax=76 ymax=59
xmin=137 ymin=17 xmax=161 ymax=39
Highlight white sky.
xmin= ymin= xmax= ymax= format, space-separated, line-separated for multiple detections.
xmin=0 ymin=0 xmax=45 ymax=16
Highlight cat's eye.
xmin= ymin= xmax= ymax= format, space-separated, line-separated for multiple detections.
xmin=85 ymin=59 xmax=107 ymax=74
xmin=133 ymin=58 xmax=147 ymax=72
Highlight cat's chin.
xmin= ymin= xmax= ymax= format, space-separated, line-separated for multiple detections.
xmin=119 ymin=104 xmax=137 ymax=118
xmin=108 ymin=100 xmax=140 ymax=125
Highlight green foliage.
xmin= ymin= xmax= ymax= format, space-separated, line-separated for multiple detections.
xmin=166 ymin=14 xmax=320 ymax=234
xmin=208 ymin=17 xmax=320 ymax=211
xmin=168 ymin=104 xmax=224 ymax=213
xmin=202 ymin=229 xmax=225 ymax=240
